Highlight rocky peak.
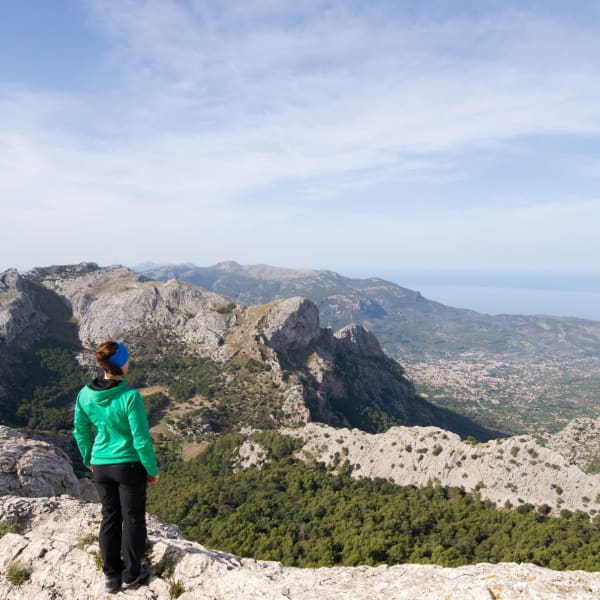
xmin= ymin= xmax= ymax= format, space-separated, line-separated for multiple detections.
xmin=34 ymin=265 xmax=230 ymax=349
xmin=0 ymin=268 xmax=19 ymax=290
xmin=259 ymin=297 xmax=320 ymax=353
xmin=333 ymin=324 xmax=385 ymax=359
xmin=26 ymin=262 xmax=100 ymax=282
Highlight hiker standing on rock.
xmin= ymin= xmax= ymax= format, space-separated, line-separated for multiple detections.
xmin=74 ymin=340 xmax=159 ymax=594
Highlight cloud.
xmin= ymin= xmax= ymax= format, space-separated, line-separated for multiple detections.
xmin=2 ymin=1 xmax=600 ymax=271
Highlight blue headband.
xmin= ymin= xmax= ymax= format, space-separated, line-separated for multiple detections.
xmin=108 ymin=342 xmax=129 ymax=368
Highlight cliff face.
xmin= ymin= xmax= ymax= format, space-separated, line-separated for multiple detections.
xmin=32 ymin=265 xmax=229 ymax=351
xmin=1 ymin=495 xmax=600 ymax=600
xmin=0 ymin=269 xmax=48 ymax=348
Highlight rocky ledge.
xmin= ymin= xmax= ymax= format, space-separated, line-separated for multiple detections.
xmin=1 ymin=496 xmax=599 ymax=599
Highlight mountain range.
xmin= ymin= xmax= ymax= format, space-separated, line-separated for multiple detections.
xmin=0 ymin=262 xmax=497 ymax=441
xmin=138 ymin=261 xmax=600 ymax=434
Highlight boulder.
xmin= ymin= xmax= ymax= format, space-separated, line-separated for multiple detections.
xmin=0 ymin=427 xmax=80 ymax=498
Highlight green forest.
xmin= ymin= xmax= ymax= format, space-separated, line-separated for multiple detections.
xmin=1 ymin=345 xmax=89 ymax=431
xmin=147 ymin=433 xmax=600 ymax=571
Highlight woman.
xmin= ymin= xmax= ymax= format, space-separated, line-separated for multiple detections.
xmin=74 ymin=340 xmax=159 ymax=594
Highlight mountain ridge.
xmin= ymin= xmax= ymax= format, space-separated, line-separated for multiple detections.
xmin=0 ymin=263 xmax=499 ymax=440
xmin=138 ymin=261 xmax=600 ymax=434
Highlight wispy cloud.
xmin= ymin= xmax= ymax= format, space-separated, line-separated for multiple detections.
xmin=2 ymin=1 xmax=600 ymax=271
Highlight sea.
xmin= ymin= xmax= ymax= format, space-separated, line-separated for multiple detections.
xmin=362 ymin=272 xmax=600 ymax=322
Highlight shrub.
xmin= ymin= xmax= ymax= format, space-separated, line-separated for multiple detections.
xmin=0 ymin=520 xmax=21 ymax=538
xmin=7 ymin=561 xmax=30 ymax=586
xmin=216 ymin=303 xmax=236 ymax=314
xmin=76 ymin=532 xmax=97 ymax=549
xmin=91 ymin=551 xmax=104 ymax=571
xmin=170 ymin=580 xmax=185 ymax=598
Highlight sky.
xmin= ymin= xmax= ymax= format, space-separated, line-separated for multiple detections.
xmin=2 ymin=1 xmax=600 ymax=290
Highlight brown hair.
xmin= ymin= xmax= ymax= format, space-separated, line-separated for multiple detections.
xmin=95 ymin=340 xmax=125 ymax=377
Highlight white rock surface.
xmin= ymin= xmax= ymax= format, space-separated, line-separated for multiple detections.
xmin=235 ymin=440 xmax=270 ymax=470
xmin=284 ymin=423 xmax=600 ymax=515
xmin=1 ymin=496 xmax=600 ymax=599
xmin=0 ymin=427 xmax=80 ymax=498
xmin=547 ymin=418 xmax=600 ymax=472
xmin=260 ymin=297 xmax=321 ymax=353
xmin=41 ymin=267 xmax=229 ymax=350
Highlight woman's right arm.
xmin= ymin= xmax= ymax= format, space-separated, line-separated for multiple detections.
xmin=73 ymin=395 xmax=93 ymax=468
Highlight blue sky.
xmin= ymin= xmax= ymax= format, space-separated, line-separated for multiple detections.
xmin=2 ymin=0 xmax=600 ymax=280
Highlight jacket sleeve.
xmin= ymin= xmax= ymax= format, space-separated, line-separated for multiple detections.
xmin=73 ymin=393 xmax=93 ymax=467
xmin=127 ymin=391 xmax=159 ymax=476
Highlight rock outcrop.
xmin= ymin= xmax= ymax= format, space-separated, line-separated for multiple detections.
xmin=0 ymin=427 xmax=80 ymax=498
xmin=284 ymin=423 xmax=600 ymax=515
xmin=1 ymin=495 xmax=600 ymax=599
xmin=260 ymin=297 xmax=320 ymax=354
xmin=333 ymin=324 xmax=386 ymax=358
xmin=35 ymin=266 xmax=229 ymax=350
xmin=0 ymin=269 xmax=47 ymax=348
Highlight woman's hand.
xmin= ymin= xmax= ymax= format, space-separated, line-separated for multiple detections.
xmin=147 ymin=474 xmax=160 ymax=485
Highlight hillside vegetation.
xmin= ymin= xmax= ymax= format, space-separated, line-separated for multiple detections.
xmin=147 ymin=432 xmax=600 ymax=571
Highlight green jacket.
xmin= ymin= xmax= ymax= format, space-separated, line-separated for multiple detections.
xmin=74 ymin=380 xmax=158 ymax=476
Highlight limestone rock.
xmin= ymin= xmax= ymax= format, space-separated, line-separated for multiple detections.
xmin=547 ymin=418 xmax=600 ymax=472
xmin=260 ymin=297 xmax=320 ymax=353
xmin=1 ymin=496 xmax=599 ymax=599
xmin=333 ymin=324 xmax=385 ymax=359
xmin=0 ymin=427 xmax=79 ymax=498
xmin=234 ymin=440 xmax=270 ymax=471
xmin=283 ymin=423 xmax=600 ymax=515
xmin=38 ymin=266 xmax=229 ymax=350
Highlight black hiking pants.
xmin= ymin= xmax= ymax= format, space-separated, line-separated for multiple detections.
xmin=92 ymin=462 xmax=147 ymax=582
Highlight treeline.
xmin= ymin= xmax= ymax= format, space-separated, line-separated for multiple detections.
xmin=147 ymin=433 xmax=600 ymax=571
